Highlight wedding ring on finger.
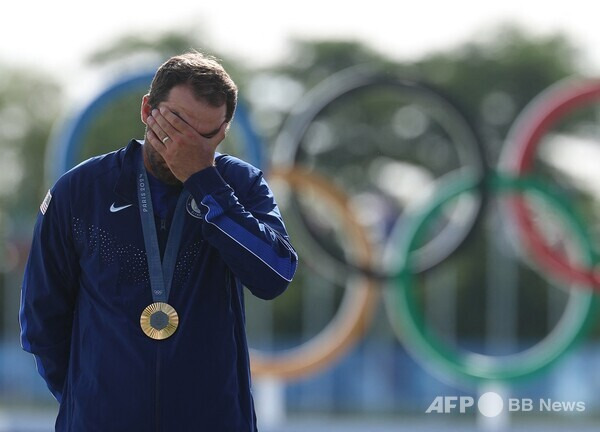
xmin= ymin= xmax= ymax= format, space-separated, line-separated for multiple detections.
xmin=162 ymin=136 xmax=170 ymax=144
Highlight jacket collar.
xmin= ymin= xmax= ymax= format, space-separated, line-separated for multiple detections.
xmin=113 ymin=139 xmax=143 ymax=205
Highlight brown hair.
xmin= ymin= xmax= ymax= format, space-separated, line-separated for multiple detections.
xmin=147 ymin=51 xmax=238 ymax=122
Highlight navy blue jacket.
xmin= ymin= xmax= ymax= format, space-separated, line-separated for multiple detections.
xmin=19 ymin=140 xmax=298 ymax=431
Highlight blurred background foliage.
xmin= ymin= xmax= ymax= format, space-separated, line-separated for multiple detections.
xmin=0 ymin=23 xmax=593 ymax=346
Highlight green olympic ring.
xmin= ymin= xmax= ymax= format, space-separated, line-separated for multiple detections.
xmin=384 ymin=172 xmax=597 ymax=384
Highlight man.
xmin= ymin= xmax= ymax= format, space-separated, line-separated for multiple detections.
xmin=20 ymin=51 xmax=298 ymax=431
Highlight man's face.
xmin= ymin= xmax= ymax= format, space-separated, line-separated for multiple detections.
xmin=142 ymin=84 xmax=227 ymax=185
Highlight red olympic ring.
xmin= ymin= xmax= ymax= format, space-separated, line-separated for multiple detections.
xmin=500 ymin=78 xmax=600 ymax=287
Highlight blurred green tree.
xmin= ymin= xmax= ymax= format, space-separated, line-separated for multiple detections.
xmin=414 ymin=24 xmax=581 ymax=163
xmin=0 ymin=63 xmax=62 ymax=337
xmin=0 ymin=65 xmax=62 ymax=221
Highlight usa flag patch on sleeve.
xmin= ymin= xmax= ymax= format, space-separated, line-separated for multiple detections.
xmin=40 ymin=190 xmax=52 ymax=215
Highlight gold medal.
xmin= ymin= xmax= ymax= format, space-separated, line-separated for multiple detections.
xmin=140 ymin=302 xmax=179 ymax=340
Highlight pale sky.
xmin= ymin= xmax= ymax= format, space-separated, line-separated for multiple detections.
xmin=4 ymin=0 xmax=600 ymax=89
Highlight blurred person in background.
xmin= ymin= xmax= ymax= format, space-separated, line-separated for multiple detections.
xmin=19 ymin=50 xmax=298 ymax=431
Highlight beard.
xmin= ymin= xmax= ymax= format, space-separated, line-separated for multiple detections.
xmin=143 ymin=129 xmax=182 ymax=186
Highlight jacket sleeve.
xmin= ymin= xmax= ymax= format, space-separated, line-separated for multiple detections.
xmin=183 ymin=163 xmax=298 ymax=300
xmin=19 ymin=177 xmax=79 ymax=403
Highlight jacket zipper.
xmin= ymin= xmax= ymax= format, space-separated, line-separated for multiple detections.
xmin=155 ymin=344 xmax=161 ymax=432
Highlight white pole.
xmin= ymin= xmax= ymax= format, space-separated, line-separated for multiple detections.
xmin=253 ymin=377 xmax=286 ymax=428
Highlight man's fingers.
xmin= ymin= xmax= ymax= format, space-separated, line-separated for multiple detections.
xmin=146 ymin=128 xmax=166 ymax=155
xmin=146 ymin=115 xmax=170 ymax=145
xmin=159 ymin=107 xmax=188 ymax=134
xmin=152 ymin=108 xmax=181 ymax=137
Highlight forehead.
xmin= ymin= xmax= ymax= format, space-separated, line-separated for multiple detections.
xmin=161 ymin=84 xmax=226 ymax=131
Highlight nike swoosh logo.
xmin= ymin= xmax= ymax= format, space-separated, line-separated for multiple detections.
xmin=110 ymin=203 xmax=133 ymax=213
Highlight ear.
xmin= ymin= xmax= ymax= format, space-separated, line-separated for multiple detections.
xmin=141 ymin=94 xmax=152 ymax=125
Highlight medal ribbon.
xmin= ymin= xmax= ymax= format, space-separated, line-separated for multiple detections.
xmin=136 ymin=150 xmax=190 ymax=303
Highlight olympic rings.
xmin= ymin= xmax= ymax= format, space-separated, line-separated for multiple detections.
xmin=499 ymin=78 xmax=600 ymax=288
xmin=385 ymin=173 xmax=597 ymax=384
xmin=250 ymin=167 xmax=380 ymax=379
xmin=272 ymin=66 xmax=488 ymax=279
xmin=47 ymin=67 xmax=600 ymax=387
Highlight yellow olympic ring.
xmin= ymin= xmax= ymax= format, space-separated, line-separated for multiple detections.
xmin=250 ymin=167 xmax=380 ymax=379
